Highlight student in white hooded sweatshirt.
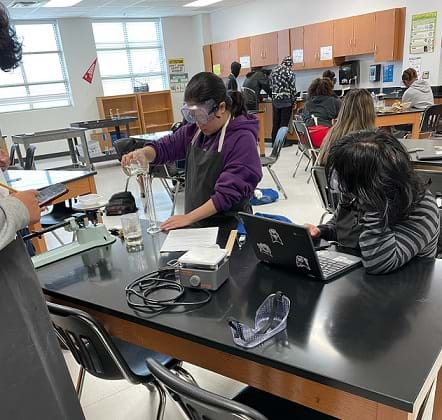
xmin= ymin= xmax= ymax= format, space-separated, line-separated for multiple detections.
xmin=401 ymin=68 xmax=434 ymax=110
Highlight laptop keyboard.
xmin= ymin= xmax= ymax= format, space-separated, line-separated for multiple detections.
xmin=318 ymin=255 xmax=351 ymax=278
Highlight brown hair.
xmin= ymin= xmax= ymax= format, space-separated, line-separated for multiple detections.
xmin=318 ymin=89 xmax=376 ymax=165
xmin=322 ymin=70 xmax=336 ymax=82
xmin=308 ymin=77 xmax=334 ymax=97
xmin=402 ymin=68 xmax=418 ymax=82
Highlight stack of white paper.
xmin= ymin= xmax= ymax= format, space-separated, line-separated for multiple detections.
xmin=160 ymin=227 xmax=219 ymax=252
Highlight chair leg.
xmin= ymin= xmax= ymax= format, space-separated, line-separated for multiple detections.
xmin=319 ymin=211 xmax=329 ymax=225
xmin=267 ymin=166 xmax=288 ymax=199
xmin=76 ymin=366 xmax=86 ymax=400
xmin=160 ymin=178 xmax=174 ymax=202
xmin=292 ymin=153 xmax=305 ymax=178
xmin=304 ymin=156 xmax=311 ymax=171
xmin=151 ymin=381 xmax=167 ymax=420
xmin=173 ymin=365 xmax=198 ymax=385
xmin=170 ymin=180 xmax=179 ymax=217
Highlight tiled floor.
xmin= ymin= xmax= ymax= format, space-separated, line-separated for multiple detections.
xmin=37 ymin=146 xmax=435 ymax=419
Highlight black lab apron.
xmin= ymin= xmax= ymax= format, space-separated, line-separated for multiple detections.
xmin=184 ymin=117 xmax=252 ymax=229
xmin=0 ymin=238 xmax=84 ymax=420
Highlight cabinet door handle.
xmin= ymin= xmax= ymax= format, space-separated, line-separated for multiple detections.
xmin=349 ymin=39 xmax=352 ymax=46
xmin=374 ymin=44 xmax=377 ymax=53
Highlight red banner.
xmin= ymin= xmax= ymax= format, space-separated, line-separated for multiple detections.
xmin=82 ymin=58 xmax=97 ymax=84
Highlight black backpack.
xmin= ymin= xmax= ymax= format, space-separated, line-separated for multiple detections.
xmin=105 ymin=190 xmax=137 ymax=216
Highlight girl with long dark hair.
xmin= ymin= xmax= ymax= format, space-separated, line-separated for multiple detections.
xmin=122 ymin=71 xmax=262 ymax=230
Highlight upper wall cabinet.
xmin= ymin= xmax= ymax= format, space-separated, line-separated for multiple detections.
xmin=333 ymin=13 xmax=375 ymax=57
xmin=374 ymin=8 xmax=405 ymax=62
xmin=250 ymin=32 xmax=278 ymax=67
xmin=289 ymin=26 xmax=304 ymax=70
xmin=277 ymin=30 xmax=290 ymax=64
xmin=304 ymin=21 xmax=339 ymax=69
xmin=203 ymin=45 xmax=212 ymax=72
xmin=236 ymin=37 xmax=251 ymax=75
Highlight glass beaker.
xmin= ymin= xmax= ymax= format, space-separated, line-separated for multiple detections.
xmin=121 ymin=213 xmax=144 ymax=251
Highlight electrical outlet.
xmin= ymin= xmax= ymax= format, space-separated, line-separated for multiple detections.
xmin=422 ymin=71 xmax=430 ymax=79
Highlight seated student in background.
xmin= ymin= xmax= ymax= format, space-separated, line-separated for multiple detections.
xmin=242 ymin=68 xmax=272 ymax=111
xmin=300 ymin=77 xmax=341 ymax=147
xmin=402 ymin=68 xmax=434 ymax=110
xmin=322 ymin=69 xmax=337 ymax=89
xmin=317 ymin=88 xmax=375 ymax=166
xmin=306 ymin=130 xmax=440 ymax=274
xmin=122 ymin=72 xmax=262 ymax=231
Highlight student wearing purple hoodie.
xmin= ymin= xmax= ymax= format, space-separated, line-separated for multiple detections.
xmin=122 ymin=72 xmax=262 ymax=230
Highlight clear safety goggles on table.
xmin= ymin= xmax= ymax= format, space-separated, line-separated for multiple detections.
xmin=180 ymin=99 xmax=219 ymax=125
xmin=228 ymin=291 xmax=290 ymax=349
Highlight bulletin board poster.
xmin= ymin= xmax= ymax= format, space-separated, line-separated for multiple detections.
xmin=409 ymin=12 xmax=437 ymax=54
xmin=169 ymin=73 xmax=189 ymax=93
xmin=168 ymin=58 xmax=185 ymax=74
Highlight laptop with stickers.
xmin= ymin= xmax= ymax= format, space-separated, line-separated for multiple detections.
xmin=240 ymin=213 xmax=362 ymax=281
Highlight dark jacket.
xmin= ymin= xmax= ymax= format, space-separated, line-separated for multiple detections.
xmin=243 ymin=71 xmax=272 ymax=110
xmin=226 ymin=73 xmax=238 ymax=91
xmin=269 ymin=57 xmax=297 ymax=107
xmin=301 ymin=95 xmax=341 ymax=127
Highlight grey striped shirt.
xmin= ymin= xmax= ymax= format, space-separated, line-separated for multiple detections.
xmin=359 ymin=191 xmax=440 ymax=274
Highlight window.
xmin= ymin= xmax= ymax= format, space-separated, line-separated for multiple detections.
xmin=92 ymin=20 xmax=168 ymax=96
xmin=0 ymin=22 xmax=72 ymax=113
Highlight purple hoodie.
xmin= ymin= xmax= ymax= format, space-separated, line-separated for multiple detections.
xmin=149 ymin=114 xmax=262 ymax=212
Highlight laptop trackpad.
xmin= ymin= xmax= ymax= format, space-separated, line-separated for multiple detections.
xmin=313 ymin=238 xmax=330 ymax=250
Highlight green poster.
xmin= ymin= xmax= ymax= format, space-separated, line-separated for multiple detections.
xmin=410 ymin=12 xmax=437 ymax=54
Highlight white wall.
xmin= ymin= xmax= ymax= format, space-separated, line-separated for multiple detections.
xmin=0 ymin=18 xmax=104 ymax=156
xmin=161 ymin=16 xmax=205 ymax=122
xmin=208 ymin=0 xmax=442 ymax=91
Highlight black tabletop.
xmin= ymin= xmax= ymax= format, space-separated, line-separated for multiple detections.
xmin=402 ymin=138 xmax=442 ymax=167
xmin=4 ymin=169 xmax=96 ymax=190
xmin=376 ymin=108 xmax=423 ymax=116
xmin=71 ymin=117 xmax=138 ymax=130
xmin=36 ymin=225 xmax=442 ymax=412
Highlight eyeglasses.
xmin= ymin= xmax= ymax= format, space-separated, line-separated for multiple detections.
xmin=181 ymin=99 xmax=219 ymax=125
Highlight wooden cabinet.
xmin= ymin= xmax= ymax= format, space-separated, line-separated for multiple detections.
xmin=236 ymin=37 xmax=251 ymax=75
xmin=333 ymin=17 xmax=353 ymax=57
xmin=250 ymin=32 xmax=278 ymax=67
xmin=210 ymin=41 xmax=235 ymax=78
xmin=290 ymin=26 xmax=304 ymax=70
xmin=203 ymin=45 xmax=212 ymax=72
xmin=277 ymin=30 xmax=290 ymax=64
xmin=303 ymin=21 xmax=337 ymax=69
xmin=333 ymin=14 xmax=375 ymax=57
xmin=137 ymin=91 xmax=173 ymax=134
xmin=353 ymin=13 xmax=375 ymax=55
xmin=374 ymin=8 xmax=405 ymax=62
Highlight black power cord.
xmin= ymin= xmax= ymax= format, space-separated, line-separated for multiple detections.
xmin=125 ymin=268 xmax=212 ymax=313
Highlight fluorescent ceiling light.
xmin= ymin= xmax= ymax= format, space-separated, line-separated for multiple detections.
xmin=184 ymin=0 xmax=223 ymax=7
xmin=43 ymin=0 xmax=82 ymax=7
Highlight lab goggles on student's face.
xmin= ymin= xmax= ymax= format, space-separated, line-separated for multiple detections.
xmin=180 ymin=99 xmax=219 ymax=125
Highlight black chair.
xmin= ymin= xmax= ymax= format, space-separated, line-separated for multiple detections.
xmin=243 ymin=86 xmax=258 ymax=111
xmin=260 ymin=126 xmax=288 ymax=199
xmin=292 ymin=120 xmax=319 ymax=182
xmin=420 ymin=104 xmax=442 ymax=137
xmin=311 ymin=166 xmax=340 ymax=224
xmin=47 ymin=302 xmax=192 ymax=420
xmin=147 ymin=358 xmax=337 ymax=420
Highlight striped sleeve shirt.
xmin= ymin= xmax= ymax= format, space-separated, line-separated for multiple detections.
xmin=359 ymin=191 xmax=440 ymax=274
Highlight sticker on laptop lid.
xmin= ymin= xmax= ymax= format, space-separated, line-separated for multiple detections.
xmin=296 ymin=255 xmax=311 ymax=271
xmin=257 ymin=243 xmax=273 ymax=258
xmin=269 ymin=228 xmax=284 ymax=245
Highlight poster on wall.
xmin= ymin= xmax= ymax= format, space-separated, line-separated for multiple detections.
xmin=240 ymin=56 xmax=251 ymax=68
xmin=213 ymin=64 xmax=221 ymax=75
xmin=292 ymin=49 xmax=303 ymax=64
xmin=320 ymin=46 xmax=333 ymax=61
xmin=169 ymin=73 xmax=189 ymax=93
xmin=168 ymin=58 xmax=185 ymax=74
xmin=407 ymin=56 xmax=422 ymax=76
xmin=168 ymin=58 xmax=188 ymax=93
xmin=383 ymin=64 xmax=394 ymax=83
xmin=409 ymin=12 xmax=437 ymax=54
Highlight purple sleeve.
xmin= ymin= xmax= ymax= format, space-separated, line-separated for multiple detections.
xmin=211 ymin=131 xmax=263 ymax=212
xmin=148 ymin=124 xmax=198 ymax=165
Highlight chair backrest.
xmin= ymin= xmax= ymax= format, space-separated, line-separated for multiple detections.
xmin=146 ymin=358 xmax=268 ymax=420
xmin=293 ymin=120 xmax=315 ymax=152
xmin=9 ymin=143 xmax=20 ymax=166
xmin=420 ymin=104 xmax=442 ymax=135
xmin=47 ymin=302 xmax=140 ymax=383
xmin=242 ymin=87 xmax=258 ymax=111
xmin=416 ymin=169 xmax=442 ymax=202
xmin=24 ymin=145 xmax=36 ymax=170
xmin=269 ymin=126 xmax=288 ymax=160
xmin=311 ymin=166 xmax=340 ymax=214
xmin=171 ymin=121 xmax=184 ymax=133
